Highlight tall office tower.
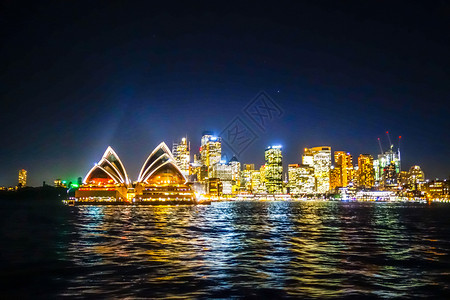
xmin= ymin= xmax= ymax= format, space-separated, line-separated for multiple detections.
xmin=229 ymin=156 xmax=241 ymax=183
xmin=357 ymin=154 xmax=375 ymax=188
xmin=288 ymin=164 xmax=315 ymax=195
xmin=18 ymin=169 xmax=27 ymax=188
xmin=259 ymin=165 xmax=266 ymax=188
xmin=374 ymin=147 xmax=401 ymax=185
xmin=251 ymin=170 xmax=261 ymax=193
xmin=331 ymin=151 xmax=353 ymax=189
xmin=172 ymin=137 xmax=190 ymax=177
xmin=382 ymin=162 xmax=398 ymax=188
xmin=303 ymin=146 xmax=332 ymax=193
xmin=265 ymin=145 xmax=283 ymax=193
xmin=200 ymin=132 xmax=222 ymax=167
xmin=302 ymin=148 xmax=314 ymax=166
xmin=330 ymin=167 xmax=341 ymax=191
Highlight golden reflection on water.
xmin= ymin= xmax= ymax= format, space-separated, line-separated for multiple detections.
xmin=63 ymin=202 xmax=450 ymax=298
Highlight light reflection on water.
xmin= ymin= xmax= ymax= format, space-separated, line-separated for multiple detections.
xmin=1 ymin=201 xmax=450 ymax=298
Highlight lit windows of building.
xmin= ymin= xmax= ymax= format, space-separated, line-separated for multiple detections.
xmin=265 ymin=145 xmax=283 ymax=194
xmin=424 ymin=180 xmax=450 ymax=200
xmin=382 ymin=162 xmax=398 ymax=188
xmin=244 ymin=164 xmax=255 ymax=171
xmin=375 ymin=147 xmax=401 ymax=186
xmin=408 ymin=165 xmax=425 ymax=191
xmin=229 ymin=156 xmax=241 ymax=182
xmin=330 ymin=166 xmax=341 ymax=191
xmin=207 ymin=178 xmax=222 ymax=197
xmin=211 ymin=163 xmax=233 ymax=181
xmin=288 ymin=164 xmax=315 ymax=195
xmin=259 ymin=165 xmax=266 ymax=190
xmin=398 ymin=171 xmax=409 ymax=186
xmin=251 ymin=170 xmax=261 ymax=193
xmin=302 ymin=148 xmax=314 ymax=166
xmin=200 ymin=132 xmax=222 ymax=168
xmin=303 ymin=146 xmax=332 ymax=193
xmin=333 ymin=151 xmax=353 ymax=188
xmin=18 ymin=169 xmax=27 ymax=188
xmin=241 ymin=169 xmax=253 ymax=192
xmin=229 ymin=156 xmax=241 ymax=193
xmin=357 ymin=154 xmax=375 ymax=189
xmin=172 ymin=137 xmax=190 ymax=177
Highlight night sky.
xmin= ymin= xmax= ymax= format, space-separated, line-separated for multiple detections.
xmin=1 ymin=1 xmax=449 ymax=186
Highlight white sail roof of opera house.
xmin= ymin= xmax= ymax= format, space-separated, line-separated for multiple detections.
xmin=83 ymin=146 xmax=130 ymax=185
xmin=137 ymin=142 xmax=187 ymax=184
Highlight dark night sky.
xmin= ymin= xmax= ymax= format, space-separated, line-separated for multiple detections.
xmin=1 ymin=1 xmax=449 ymax=186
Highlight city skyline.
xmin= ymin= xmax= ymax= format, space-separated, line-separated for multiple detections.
xmin=1 ymin=2 xmax=449 ymax=186
xmin=4 ymin=130 xmax=446 ymax=188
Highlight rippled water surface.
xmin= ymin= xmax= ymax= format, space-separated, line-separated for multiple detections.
xmin=1 ymin=200 xmax=450 ymax=298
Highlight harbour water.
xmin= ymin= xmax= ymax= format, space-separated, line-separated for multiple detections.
xmin=1 ymin=199 xmax=450 ymax=298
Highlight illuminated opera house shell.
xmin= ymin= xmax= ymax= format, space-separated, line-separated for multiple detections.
xmin=135 ymin=142 xmax=195 ymax=202
xmin=75 ymin=142 xmax=196 ymax=204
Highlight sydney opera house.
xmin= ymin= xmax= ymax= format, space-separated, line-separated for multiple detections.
xmin=74 ymin=142 xmax=197 ymax=204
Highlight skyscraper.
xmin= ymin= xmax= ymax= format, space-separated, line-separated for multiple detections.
xmin=288 ymin=164 xmax=315 ymax=195
xmin=302 ymin=148 xmax=314 ymax=166
xmin=358 ymin=154 xmax=375 ymax=188
xmin=374 ymin=147 xmax=401 ymax=186
xmin=330 ymin=151 xmax=353 ymax=189
xmin=303 ymin=146 xmax=332 ymax=193
xmin=265 ymin=145 xmax=283 ymax=193
xmin=172 ymin=137 xmax=190 ymax=177
xmin=18 ymin=169 xmax=27 ymax=188
xmin=229 ymin=156 xmax=241 ymax=182
xmin=229 ymin=156 xmax=241 ymax=193
xmin=200 ymin=132 xmax=222 ymax=168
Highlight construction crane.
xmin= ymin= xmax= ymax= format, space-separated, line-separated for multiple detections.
xmin=386 ymin=131 xmax=393 ymax=150
xmin=377 ymin=137 xmax=384 ymax=154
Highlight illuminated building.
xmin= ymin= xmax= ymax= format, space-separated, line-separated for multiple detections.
xmin=229 ymin=156 xmax=241 ymax=182
xmin=54 ymin=179 xmax=64 ymax=187
xmin=265 ymin=145 xmax=283 ymax=194
xmin=76 ymin=147 xmax=129 ymax=200
xmin=207 ymin=178 xmax=222 ymax=197
xmin=303 ymin=146 xmax=332 ymax=193
xmin=408 ymin=165 xmax=425 ymax=190
xmin=18 ymin=169 xmax=27 ymax=188
xmin=302 ymin=148 xmax=314 ymax=166
xmin=251 ymin=171 xmax=261 ymax=193
xmin=211 ymin=163 xmax=233 ymax=181
xmin=357 ymin=154 xmax=375 ymax=189
xmin=172 ymin=137 xmax=190 ymax=177
xmin=330 ymin=167 xmax=341 ymax=191
xmin=398 ymin=171 xmax=409 ymax=186
xmin=200 ymin=132 xmax=222 ymax=167
xmin=241 ymin=169 xmax=254 ymax=192
xmin=374 ymin=147 xmax=401 ymax=186
xmin=333 ymin=151 xmax=353 ymax=188
xmin=382 ymin=162 xmax=398 ymax=189
xmin=229 ymin=156 xmax=241 ymax=193
xmin=244 ymin=164 xmax=255 ymax=171
xmin=76 ymin=143 xmax=196 ymax=203
xmin=288 ymin=164 xmax=315 ymax=195
xmin=135 ymin=142 xmax=196 ymax=202
xmin=424 ymin=180 xmax=449 ymax=199
xmin=259 ymin=165 xmax=266 ymax=191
